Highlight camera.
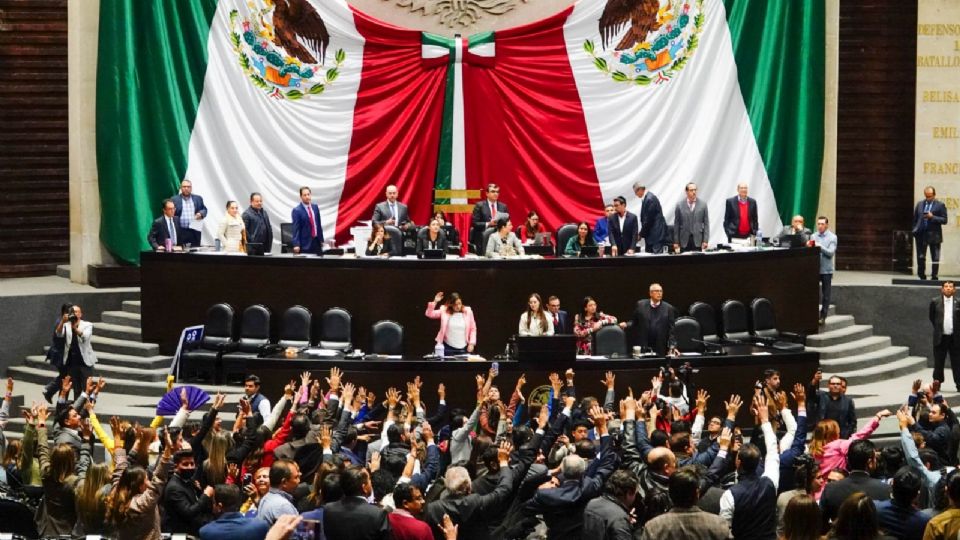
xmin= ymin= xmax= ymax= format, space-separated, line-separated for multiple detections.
xmin=67 ymin=307 xmax=79 ymax=323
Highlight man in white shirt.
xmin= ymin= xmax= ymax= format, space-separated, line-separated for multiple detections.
xmin=930 ymin=280 xmax=960 ymax=391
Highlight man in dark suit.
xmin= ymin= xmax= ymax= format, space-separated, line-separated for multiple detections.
xmin=913 ymin=185 xmax=948 ymax=280
xmin=546 ymin=296 xmax=571 ymax=334
xmin=291 ymin=186 xmax=323 ymax=255
xmin=820 ymin=438 xmax=891 ymax=527
xmin=172 ymin=179 xmax=207 ymax=247
xmin=722 ymin=183 xmax=759 ymax=242
xmin=633 ymin=183 xmax=668 ymax=253
xmin=619 ymin=283 xmax=678 ymax=356
xmin=147 ymin=199 xmax=184 ymax=251
xmin=322 ymin=466 xmax=391 ymax=540
xmin=777 ymin=215 xmax=812 ymax=245
xmin=470 ymin=183 xmax=508 ymax=253
xmin=199 ymin=484 xmax=270 ymax=540
xmin=607 ymin=195 xmax=639 ymax=256
xmin=930 ymin=281 xmax=960 ymax=391
xmin=162 ymin=450 xmax=215 ymax=535
xmin=372 ymin=184 xmax=414 ymax=230
xmin=673 ymin=182 xmax=710 ymax=252
xmin=241 ymin=192 xmax=273 ymax=254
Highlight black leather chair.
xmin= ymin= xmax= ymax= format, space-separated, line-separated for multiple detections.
xmin=281 ymin=223 xmax=293 ymax=253
xmin=674 ymin=316 xmax=704 ymax=353
xmin=555 ymin=223 xmax=579 ymax=257
xmin=688 ymin=302 xmax=719 ymax=343
xmin=720 ymin=299 xmax=752 ymax=342
xmin=383 ymin=225 xmax=404 ymax=256
xmin=750 ymin=297 xmax=805 ymax=345
xmin=221 ymin=305 xmax=272 ymax=381
xmin=469 ymin=226 xmax=493 ymax=255
xmin=320 ymin=307 xmax=352 ymax=350
xmin=479 ymin=227 xmax=497 ymax=256
xmin=179 ymin=303 xmax=236 ymax=382
xmin=279 ymin=305 xmax=312 ymax=348
xmin=594 ymin=325 xmax=628 ymax=357
xmin=370 ymin=320 xmax=403 ymax=355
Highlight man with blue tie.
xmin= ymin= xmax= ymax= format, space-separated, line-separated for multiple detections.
xmin=913 ymin=186 xmax=948 ymax=280
xmin=148 ymin=199 xmax=184 ymax=251
xmin=172 ymin=179 xmax=207 ymax=247
xmin=372 ymin=185 xmax=414 ymax=230
xmin=291 ymin=186 xmax=323 ymax=255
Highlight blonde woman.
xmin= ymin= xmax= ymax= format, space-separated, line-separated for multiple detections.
xmin=35 ymin=404 xmax=92 ymax=536
xmin=217 ymin=200 xmax=247 ymax=253
xmin=73 ymin=462 xmax=112 ymax=537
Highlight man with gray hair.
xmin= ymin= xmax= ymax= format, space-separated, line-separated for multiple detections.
xmin=633 ymin=183 xmax=667 ymax=253
xmin=723 ymin=183 xmax=758 ymax=242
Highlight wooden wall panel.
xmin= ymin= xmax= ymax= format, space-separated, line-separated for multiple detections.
xmin=836 ymin=0 xmax=917 ymax=270
xmin=0 ymin=0 xmax=68 ymax=277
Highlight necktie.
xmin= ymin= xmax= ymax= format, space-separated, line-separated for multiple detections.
xmin=554 ymin=314 xmax=559 ymax=328
xmin=391 ymin=204 xmax=396 ymax=219
xmin=491 ymin=203 xmax=496 ymax=219
xmin=307 ymin=205 xmax=317 ymax=237
xmin=168 ymin=218 xmax=176 ymax=244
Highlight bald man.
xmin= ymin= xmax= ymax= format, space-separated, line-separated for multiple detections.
xmin=778 ymin=215 xmax=812 ymax=245
xmin=723 ymin=183 xmax=758 ymax=242
xmin=371 ymin=185 xmax=414 ymax=231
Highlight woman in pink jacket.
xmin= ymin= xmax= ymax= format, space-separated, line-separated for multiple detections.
xmin=425 ymin=291 xmax=477 ymax=356
xmin=809 ymin=408 xmax=891 ymax=500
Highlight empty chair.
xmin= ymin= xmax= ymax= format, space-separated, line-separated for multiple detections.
xmin=720 ymin=299 xmax=751 ymax=342
xmin=750 ymin=297 xmax=805 ymax=346
xmin=279 ymin=305 xmax=312 ymax=348
xmin=320 ymin=307 xmax=352 ymax=350
xmin=688 ymin=302 xmax=719 ymax=343
xmin=221 ymin=305 xmax=272 ymax=382
xmin=179 ymin=303 xmax=236 ymax=382
xmin=673 ymin=316 xmax=704 ymax=353
xmin=594 ymin=325 xmax=628 ymax=357
xmin=555 ymin=223 xmax=579 ymax=257
xmin=281 ymin=223 xmax=293 ymax=253
xmin=370 ymin=320 xmax=404 ymax=356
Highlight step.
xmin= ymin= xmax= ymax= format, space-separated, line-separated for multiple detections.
xmin=101 ymin=310 xmax=141 ymax=329
xmin=122 ymin=300 xmax=141 ymax=314
xmin=23 ymin=356 xmax=169 ymax=382
xmin=88 ymin=351 xmax=171 ymax=370
xmin=806 ymin=335 xmax=892 ymax=360
xmin=839 ymin=356 xmax=929 ymax=387
xmin=55 ymin=264 xmax=70 ymax=279
xmin=94 ymin=322 xmax=142 ymax=342
xmin=5 ymin=365 xmax=231 ymax=397
xmin=806 ymin=324 xmax=873 ymax=348
xmin=821 ymin=314 xmax=855 ymax=333
xmin=91 ymin=335 xmax=159 ymax=357
xmin=819 ymin=346 xmax=910 ymax=372
xmin=820 ymin=304 xmax=837 ymax=318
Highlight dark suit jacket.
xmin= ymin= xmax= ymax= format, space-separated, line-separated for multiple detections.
xmin=819 ymin=471 xmax=890 ymax=527
xmin=425 ymin=467 xmax=516 ymax=540
xmin=471 ymin=200 xmax=509 ymax=233
xmin=607 ymin=211 xmax=639 ymax=254
xmin=322 ymin=496 xmax=391 ymax=540
xmin=162 ymin=472 xmax=213 ymax=535
xmin=674 ymin=200 xmax=710 ymax=247
xmin=930 ymin=294 xmax=960 ymax=344
xmin=241 ymin=207 xmax=273 ymax=252
xmin=147 ymin=216 xmax=185 ymax=250
xmin=723 ymin=196 xmax=758 ymax=240
xmin=552 ymin=310 xmax=571 ymax=334
xmin=372 ymin=201 xmax=412 ymax=227
xmin=416 ymin=228 xmax=449 ymax=257
xmin=172 ymin=194 xmax=208 ymax=220
xmin=639 ymin=193 xmax=668 ymax=248
xmin=291 ymin=203 xmax=323 ymax=253
xmin=625 ymin=300 xmax=678 ymax=356
xmin=198 ymin=512 xmax=270 ymax=540
xmin=912 ymin=198 xmax=948 ymax=243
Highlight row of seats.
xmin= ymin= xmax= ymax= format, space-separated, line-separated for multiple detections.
xmin=179 ymin=304 xmax=404 ymax=383
xmin=590 ymin=297 xmax=803 ymax=357
xmin=279 ymin=223 xmax=462 ymax=256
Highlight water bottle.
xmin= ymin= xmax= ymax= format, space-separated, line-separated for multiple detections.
xmin=756 ymin=229 xmax=763 ymax=250
xmin=434 ymin=343 xmax=445 ymax=359
xmin=215 ymin=238 xmax=221 ymax=251
xmin=164 ymin=238 xmax=172 ymax=252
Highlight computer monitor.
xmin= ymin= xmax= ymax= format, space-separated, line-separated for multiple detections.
xmin=420 ymin=249 xmax=445 ymax=260
xmin=578 ymin=245 xmax=600 ymax=258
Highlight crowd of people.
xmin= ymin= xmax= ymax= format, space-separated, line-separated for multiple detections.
xmin=2 ymin=361 xmax=960 ymax=540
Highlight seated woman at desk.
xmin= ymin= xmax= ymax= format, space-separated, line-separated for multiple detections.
xmin=365 ymin=223 xmax=391 ymax=257
xmin=573 ymin=296 xmax=617 ymax=355
xmin=564 ymin=221 xmax=597 ymax=256
xmin=416 ymin=218 xmax=449 ymax=257
xmin=518 ymin=211 xmax=548 ymax=245
xmin=485 ymin=217 xmax=525 ymax=258
xmin=518 ymin=293 xmax=554 ymax=336
xmin=425 ymin=291 xmax=476 ymax=355
xmin=217 ymin=200 xmax=246 ymax=253
xmin=432 ymin=210 xmax=460 ymax=246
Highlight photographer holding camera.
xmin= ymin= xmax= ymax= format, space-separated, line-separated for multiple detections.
xmin=53 ymin=304 xmax=97 ymax=400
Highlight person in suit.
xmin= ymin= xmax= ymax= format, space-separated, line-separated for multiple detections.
xmin=930 ymin=281 xmax=960 ymax=391
xmin=913 ymin=185 xmax=948 ymax=280
xmin=485 ymin=217 xmax=525 ymax=258
xmin=619 ymin=283 xmax=679 ymax=356
xmin=471 ymin=183 xmax=508 ymax=253
xmin=425 ymin=292 xmax=477 ymax=355
xmin=633 ymin=183 xmax=668 ymax=253
xmin=722 ymin=183 xmax=759 ymax=242
xmin=416 ymin=218 xmax=449 ymax=258
xmin=639 ymin=467 xmax=730 ymax=540
xmin=56 ymin=305 xmax=96 ymax=401
xmin=813 ymin=216 xmax=837 ymax=325
xmin=241 ymin=192 xmax=273 ymax=254
xmin=199 ymin=484 xmax=270 ymax=540
xmin=546 ymin=296 xmax=570 ymax=334
xmin=291 ymin=186 xmax=323 ymax=255
xmin=593 ymin=203 xmax=615 ymax=244
xmin=372 ymin=184 xmax=414 ymax=230
xmin=172 ymin=179 xmax=207 ymax=247
xmin=607 ymin=196 xmax=639 ymax=256
xmin=777 ymin=215 xmax=812 ymax=245
xmin=819 ymin=439 xmax=891 ymax=529
xmin=162 ymin=450 xmax=215 ymax=535
xmin=322 ymin=466 xmax=390 ymax=540
xmin=148 ymin=199 xmax=185 ymax=251
xmin=674 ymin=182 xmax=710 ymax=252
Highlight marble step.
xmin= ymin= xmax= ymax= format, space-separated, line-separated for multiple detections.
xmin=820 ymin=314 xmax=855 ymax=333
xmin=806 ymin=335 xmax=892 ymax=360
xmin=23 ymin=356 xmax=170 ymax=382
xmin=122 ymin=300 xmax=141 ymax=314
xmin=819 ymin=346 xmax=910 ymax=373
xmin=101 ymin=310 xmax=141 ymax=329
xmin=91 ymin=335 xmax=159 ymax=357
xmin=839 ymin=356 xmax=929 ymax=387
xmin=806 ymin=324 xmax=873 ymax=348
xmin=94 ymin=322 xmax=142 ymax=342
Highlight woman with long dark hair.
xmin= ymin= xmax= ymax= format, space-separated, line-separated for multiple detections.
xmin=35 ymin=404 xmax=92 ymax=537
xmin=573 ymin=296 xmax=617 ymax=355
xmin=780 ymin=493 xmax=823 ymax=540
xmin=425 ymin=291 xmax=477 ymax=356
xmin=564 ymin=221 xmax=597 ymax=256
xmin=365 ymin=223 xmax=391 ymax=257
xmin=106 ymin=430 xmax=177 ymax=540
xmin=828 ymin=492 xmax=889 ymax=540
xmin=518 ymin=293 xmax=554 ymax=337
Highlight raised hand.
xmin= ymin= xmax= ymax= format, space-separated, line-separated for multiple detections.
xmin=537 ymin=403 xmax=549 ymax=429
xmin=60 ymin=375 xmax=72 ymax=396
xmin=564 ymin=368 xmax=575 ymax=384
xmin=36 ymin=402 xmax=49 ymax=427
xmin=602 ymin=371 xmax=615 ymax=389
xmin=326 ymin=367 xmax=342 ymax=392
xmin=876 ymin=409 xmax=892 ymax=420
xmin=341 ymin=382 xmax=356 ymax=406
xmin=695 ymin=389 xmax=709 ymax=412
xmin=433 ymin=291 xmax=444 ymax=304
xmin=497 ymin=440 xmax=513 ymax=464
xmin=109 ymin=416 xmax=121 ymax=437
xmin=238 ymin=398 xmax=251 ymax=416
xmin=180 ymin=387 xmax=189 ymax=408
xmin=318 ymin=424 xmax=332 ymax=449
xmin=213 ymin=392 xmax=226 ymax=410
xmin=441 ymin=514 xmax=458 ymax=540
xmin=775 ymin=391 xmax=788 ymax=410
xmin=588 ymin=405 xmax=607 ymax=432
xmin=811 ymin=369 xmax=822 ymax=386
xmin=21 ymin=405 xmax=34 ymax=424
xmin=548 ymin=372 xmax=562 ymax=395
xmin=790 ymin=383 xmax=806 ymax=405
xmin=912 ymin=378 xmax=922 ymax=393
xmin=437 ymin=383 xmax=446 ymax=401
xmin=370 ymin=451 xmax=381 ymax=472
xmin=5 ymin=376 xmax=12 ymax=394
xmin=421 ymin=421 xmax=435 ymax=443
xmin=896 ymin=405 xmax=911 ymax=430
xmin=516 ymin=374 xmax=527 ymax=392
xmin=80 ymin=418 xmax=93 ymax=440
xmin=300 ymin=370 xmax=311 ymax=389
xmin=754 ymin=394 xmax=769 ymax=424
xmin=724 ymin=395 xmax=743 ymax=419
xmin=95 ymin=377 xmax=106 ymax=394
xmin=283 ymin=380 xmax=296 ymax=399
xmin=475 ymin=374 xmax=485 ymax=391
xmin=386 ymin=387 xmax=401 ymax=409
xmin=85 ymin=377 xmax=96 ymax=395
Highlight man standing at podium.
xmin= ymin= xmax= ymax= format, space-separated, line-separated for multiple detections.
xmin=633 ymin=183 xmax=667 ymax=253
xmin=471 ymin=183 xmax=508 ymax=253
xmin=291 ymin=186 xmax=323 ymax=255
xmin=172 ymin=179 xmax=207 ymax=247
xmin=372 ymin=185 xmax=414 ymax=231
xmin=913 ymin=186 xmax=948 ymax=280
xmin=723 ymin=183 xmax=758 ymax=242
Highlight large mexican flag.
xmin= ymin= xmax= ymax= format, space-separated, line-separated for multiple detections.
xmin=97 ymin=0 xmax=823 ymax=264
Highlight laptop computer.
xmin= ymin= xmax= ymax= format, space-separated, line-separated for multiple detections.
xmin=420 ymin=248 xmax=445 ymax=259
xmin=533 ymin=232 xmax=552 ymax=246
xmin=578 ymin=245 xmax=600 ymax=258
xmin=516 ymin=335 xmax=578 ymax=363
xmin=246 ymin=242 xmax=265 ymax=256
xmin=779 ymin=234 xmax=803 ymax=249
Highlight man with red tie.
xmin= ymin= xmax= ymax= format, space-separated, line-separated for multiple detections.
xmin=546 ymin=295 xmax=570 ymax=334
xmin=291 ymin=186 xmax=323 ymax=255
xmin=723 ymin=183 xmax=759 ymax=242
xmin=470 ymin=183 xmax=509 ymax=254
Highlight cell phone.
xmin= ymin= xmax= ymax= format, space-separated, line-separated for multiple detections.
xmin=294 ymin=519 xmax=321 ymax=540
xmin=241 ymin=473 xmax=252 ymax=486
xmin=491 ymin=362 xmax=499 ymax=376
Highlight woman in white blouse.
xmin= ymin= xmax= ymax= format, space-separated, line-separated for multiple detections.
xmin=217 ymin=200 xmax=246 ymax=253
xmin=518 ymin=293 xmax=554 ymax=336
